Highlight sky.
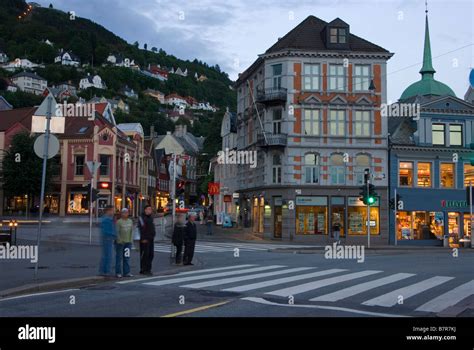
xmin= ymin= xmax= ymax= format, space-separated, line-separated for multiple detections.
xmin=36 ymin=0 xmax=473 ymax=102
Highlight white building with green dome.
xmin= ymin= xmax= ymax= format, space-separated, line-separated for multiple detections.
xmin=388 ymin=11 xmax=474 ymax=247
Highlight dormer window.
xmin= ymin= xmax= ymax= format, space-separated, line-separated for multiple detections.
xmin=329 ymin=28 xmax=346 ymax=44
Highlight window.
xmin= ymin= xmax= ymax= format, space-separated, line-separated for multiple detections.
xmin=330 ymin=154 xmax=345 ymax=185
xmin=273 ymin=109 xmax=282 ymax=134
xmin=304 ymin=154 xmax=319 ymax=184
xmin=329 ymin=28 xmax=347 ymax=43
xmin=353 ymin=65 xmax=370 ymax=91
xmin=449 ymin=125 xmax=462 ymax=146
xmin=303 ymin=64 xmax=320 ymax=90
xmin=329 ymin=64 xmax=345 ymax=91
xmin=272 ymin=64 xmax=282 ymax=89
xmin=272 ymin=154 xmax=282 ymax=184
xmin=303 ymin=109 xmax=320 ymax=136
xmin=440 ymin=163 xmax=455 ymax=188
xmin=399 ymin=161 xmax=413 ymax=186
xmin=354 ymin=111 xmax=371 ymax=136
xmin=417 ymin=162 xmax=432 ymax=187
xmin=329 ymin=110 xmax=345 ymax=136
xmin=99 ymin=155 xmax=110 ymax=176
xmin=464 ymin=164 xmax=474 ymax=187
xmin=75 ymin=155 xmax=85 ymax=176
xmin=432 ymin=124 xmax=445 ymax=145
xmin=355 ymin=154 xmax=370 ymax=185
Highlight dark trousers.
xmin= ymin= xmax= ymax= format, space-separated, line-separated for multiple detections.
xmin=174 ymin=244 xmax=183 ymax=264
xmin=183 ymin=239 xmax=196 ymax=264
xmin=140 ymin=241 xmax=154 ymax=273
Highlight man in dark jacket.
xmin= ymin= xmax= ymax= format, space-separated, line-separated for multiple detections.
xmin=138 ymin=205 xmax=156 ymax=275
xmin=183 ymin=212 xmax=197 ymax=265
xmin=172 ymin=214 xmax=186 ymax=265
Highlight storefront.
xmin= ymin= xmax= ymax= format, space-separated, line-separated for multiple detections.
xmin=347 ymin=197 xmax=380 ymax=236
xmin=296 ymin=196 xmax=328 ymax=235
xmin=252 ymin=196 xmax=264 ymax=234
xmin=67 ymin=189 xmax=90 ymax=214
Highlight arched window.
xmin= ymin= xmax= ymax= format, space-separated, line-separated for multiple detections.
xmin=272 ymin=154 xmax=282 ymax=184
xmin=330 ymin=154 xmax=345 ymax=185
xmin=304 ymin=153 xmax=319 ymax=184
xmin=355 ymin=154 xmax=370 ymax=185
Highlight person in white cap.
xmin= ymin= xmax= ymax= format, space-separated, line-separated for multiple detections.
xmin=115 ymin=208 xmax=133 ymax=278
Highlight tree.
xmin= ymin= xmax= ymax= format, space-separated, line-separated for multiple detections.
xmin=151 ymin=47 xmax=158 ymax=53
xmin=144 ymin=43 xmax=147 ymax=51
xmin=1 ymin=132 xmax=57 ymax=212
xmin=133 ymin=41 xmax=139 ymax=48
xmin=49 ymin=3 xmax=53 ymax=9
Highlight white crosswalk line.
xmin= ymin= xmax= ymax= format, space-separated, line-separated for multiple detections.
xmin=362 ymin=276 xmax=454 ymax=307
xmin=144 ymin=265 xmax=285 ymax=286
xmin=266 ymin=270 xmax=382 ymax=297
xmin=222 ymin=269 xmax=346 ymax=292
xmin=415 ymin=280 xmax=474 ymax=313
xmin=310 ymin=273 xmax=416 ymax=302
xmin=117 ymin=264 xmax=256 ymax=284
xmin=181 ymin=267 xmax=315 ymax=289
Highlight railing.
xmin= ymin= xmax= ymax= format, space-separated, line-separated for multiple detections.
xmin=257 ymin=133 xmax=288 ymax=147
xmin=256 ymin=88 xmax=287 ymax=104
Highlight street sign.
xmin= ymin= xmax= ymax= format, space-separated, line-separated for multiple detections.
xmin=86 ymin=161 xmax=101 ymax=174
xmin=33 ymin=134 xmax=59 ymax=159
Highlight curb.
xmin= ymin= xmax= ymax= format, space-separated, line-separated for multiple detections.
xmin=0 ymin=276 xmax=107 ymax=298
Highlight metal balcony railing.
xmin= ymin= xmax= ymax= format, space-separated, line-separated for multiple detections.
xmin=257 ymin=133 xmax=288 ymax=147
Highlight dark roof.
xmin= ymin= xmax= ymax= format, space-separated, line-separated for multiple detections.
xmin=265 ymin=15 xmax=390 ymax=54
xmin=0 ymin=107 xmax=36 ymax=132
xmin=12 ymin=71 xmax=46 ymax=81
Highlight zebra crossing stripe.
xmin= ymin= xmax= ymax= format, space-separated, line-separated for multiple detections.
xmin=415 ymin=279 xmax=474 ymax=313
xmin=362 ymin=276 xmax=454 ymax=307
xmin=143 ymin=265 xmax=286 ymax=287
xmin=181 ymin=267 xmax=315 ymax=289
xmin=310 ymin=273 xmax=416 ymax=302
xmin=266 ymin=270 xmax=382 ymax=297
xmin=117 ymin=264 xmax=256 ymax=284
xmin=223 ymin=269 xmax=346 ymax=293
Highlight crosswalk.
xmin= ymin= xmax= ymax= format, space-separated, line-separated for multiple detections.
xmin=121 ymin=264 xmax=474 ymax=315
xmin=153 ymin=241 xmax=316 ymax=254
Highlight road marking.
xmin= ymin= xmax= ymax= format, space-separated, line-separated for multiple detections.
xmin=311 ymin=273 xmax=416 ymax=302
xmin=161 ymin=300 xmax=231 ymax=318
xmin=242 ymin=297 xmax=410 ymax=318
xmin=222 ymin=269 xmax=346 ymax=293
xmin=117 ymin=264 xmax=256 ymax=284
xmin=0 ymin=288 xmax=80 ymax=302
xmin=144 ymin=265 xmax=285 ymax=287
xmin=415 ymin=279 xmax=474 ymax=313
xmin=362 ymin=276 xmax=454 ymax=307
xmin=181 ymin=267 xmax=314 ymax=289
xmin=266 ymin=270 xmax=382 ymax=297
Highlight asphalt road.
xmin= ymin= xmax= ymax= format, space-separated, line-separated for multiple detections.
xmin=1 ymin=247 xmax=473 ymax=318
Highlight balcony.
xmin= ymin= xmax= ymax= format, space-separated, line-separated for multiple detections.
xmin=257 ymin=133 xmax=287 ymax=148
xmin=256 ymin=88 xmax=287 ymax=105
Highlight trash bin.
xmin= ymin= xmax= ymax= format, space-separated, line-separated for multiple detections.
xmin=443 ymin=235 xmax=449 ymax=248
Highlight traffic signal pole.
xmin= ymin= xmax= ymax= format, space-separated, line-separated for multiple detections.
xmin=367 ymin=178 xmax=370 ymax=249
xmin=394 ymin=188 xmax=398 ymax=246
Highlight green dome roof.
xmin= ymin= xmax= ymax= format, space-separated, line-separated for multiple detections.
xmin=399 ymin=14 xmax=456 ymax=101
xmin=400 ymin=77 xmax=455 ymax=100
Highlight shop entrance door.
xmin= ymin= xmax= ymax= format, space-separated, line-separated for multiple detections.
xmin=274 ymin=206 xmax=282 ymax=238
xmin=331 ymin=206 xmax=345 ymax=238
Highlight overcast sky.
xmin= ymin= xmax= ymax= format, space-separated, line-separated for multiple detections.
xmin=37 ymin=0 xmax=473 ymax=102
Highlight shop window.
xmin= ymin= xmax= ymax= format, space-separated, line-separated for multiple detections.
xmin=449 ymin=124 xmax=462 ymax=146
xmin=432 ymin=124 xmax=445 ymax=145
xmin=304 ymin=153 xmax=319 ymax=184
xmin=75 ymin=155 xmax=85 ymax=176
xmin=347 ymin=202 xmax=379 ymax=235
xmin=399 ymin=161 xmax=413 ymax=186
xmin=440 ymin=163 xmax=455 ymax=188
xmin=355 ymin=154 xmax=370 ymax=185
xmin=397 ymin=211 xmax=443 ymax=240
xmin=417 ymin=162 xmax=431 ymax=187
xmin=68 ymin=192 xmax=89 ymax=214
xmin=463 ymin=163 xmax=474 ymax=187
xmin=330 ymin=154 xmax=345 ymax=185
xmin=296 ymin=203 xmax=327 ymax=235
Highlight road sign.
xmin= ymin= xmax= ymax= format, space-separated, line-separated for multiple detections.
xmin=33 ymin=134 xmax=59 ymax=159
xmin=86 ymin=161 xmax=101 ymax=174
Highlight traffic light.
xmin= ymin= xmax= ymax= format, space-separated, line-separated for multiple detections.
xmin=176 ymin=180 xmax=185 ymax=196
xmin=84 ymin=183 xmax=99 ymax=202
xmin=359 ymin=184 xmax=378 ymax=205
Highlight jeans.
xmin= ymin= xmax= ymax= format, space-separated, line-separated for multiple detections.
xmin=99 ymin=236 xmax=114 ymax=275
xmin=115 ymin=242 xmax=132 ymax=275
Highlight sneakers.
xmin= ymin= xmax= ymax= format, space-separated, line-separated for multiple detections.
xmin=116 ymin=274 xmax=122 ymax=278
xmin=124 ymin=273 xmax=133 ymax=277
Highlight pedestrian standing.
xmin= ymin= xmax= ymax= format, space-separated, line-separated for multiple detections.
xmin=99 ymin=205 xmax=116 ymax=276
xmin=172 ymin=214 xmax=186 ymax=264
xmin=332 ymin=221 xmax=341 ymax=244
xmin=206 ymin=209 xmax=213 ymax=235
xmin=183 ymin=212 xmax=197 ymax=265
xmin=115 ymin=208 xmax=133 ymax=278
xmin=138 ymin=205 xmax=156 ymax=275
